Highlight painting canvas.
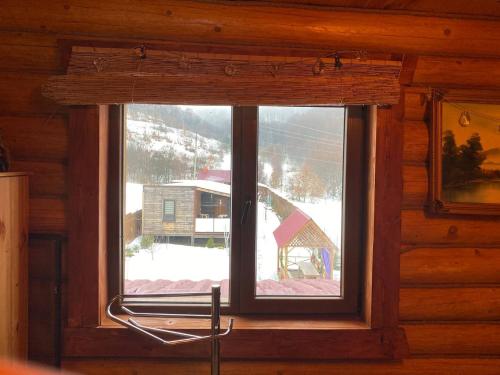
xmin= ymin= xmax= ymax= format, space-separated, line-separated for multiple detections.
xmin=440 ymin=102 xmax=500 ymax=205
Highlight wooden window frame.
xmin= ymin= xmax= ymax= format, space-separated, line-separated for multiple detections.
xmin=115 ymin=105 xmax=362 ymax=315
xmin=237 ymin=106 xmax=364 ymax=314
xmin=64 ymin=104 xmax=408 ymax=360
xmin=162 ymin=199 xmax=176 ymax=223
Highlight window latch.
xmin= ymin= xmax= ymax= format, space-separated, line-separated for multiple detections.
xmin=240 ymin=199 xmax=252 ymax=225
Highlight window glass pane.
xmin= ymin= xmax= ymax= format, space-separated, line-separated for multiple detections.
xmin=123 ymin=105 xmax=232 ymax=303
xmin=163 ymin=200 xmax=175 ymax=222
xmin=256 ymin=106 xmax=344 ymax=297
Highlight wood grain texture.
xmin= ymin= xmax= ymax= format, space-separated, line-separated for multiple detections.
xmin=402 ymin=88 xmax=428 ymax=121
xmin=0 ymin=116 xmax=68 ymax=162
xmin=28 ymin=237 xmax=61 ymax=367
xmin=0 ymin=174 xmax=29 ymax=359
xmin=43 ymin=71 xmax=401 ymax=106
xmin=401 ymin=210 xmax=500 ymax=246
xmin=402 ymin=165 xmax=427 ymax=208
xmin=10 ymin=160 xmax=66 ymax=197
xmin=403 ymin=121 xmax=428 ymax=163
xmin=0 ymin=0 xmax=499 ymax=370
xmin=404 ymin=323 xmax=500 ymax=355
xmin=29 ymin=198 xmax=66 ymax=234
xmin=368 ymin=106 xmax=404 ymax=329
xmin=62 ymin=326 xmax=407 ymax=360
xmin=400 ymin=287 xmax=500 ymax=321
xmin=2 ymin=1 xmax=500 ymax=57
xmin=401 ymin=247 xmax=500 ymax=284
xmin=0 ymin=73 xmax=60 ymax=115
xmin=67 ymin=106 xmax=107 ymax=328
xmin=264 ymin=0 xmax=500 ymax=18
xmin=413 ymin=56 xmax=500 ymax=87
xmin=61 ymin=358 xmax=500 ymax=375
xmin=0 ymin=32 xmax=61 ymax=74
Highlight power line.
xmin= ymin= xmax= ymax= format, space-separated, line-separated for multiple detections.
xmin=261 ymin=116 xmax=344 ymax=137
xmin=260 ymin=126 xmax=343 ymax=148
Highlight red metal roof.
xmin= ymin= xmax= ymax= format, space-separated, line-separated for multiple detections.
xmin=273 ymin=208 xmax=311 ymax=248
xmin=197 ymin=168 xmax=231 ymax=184
xmin=124 ymin=278 xmax=340 ymax=297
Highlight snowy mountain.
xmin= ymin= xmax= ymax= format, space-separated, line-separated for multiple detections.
xmin=125 ymin=110 xmax=230 ymax=185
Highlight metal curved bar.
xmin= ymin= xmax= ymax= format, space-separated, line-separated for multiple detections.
xmin=127 ymin=317 xmax=234 ymax=346
xmin=127 ymin=317 xmax=200 ymax=339
xmin=106 ymin=296 xmax=169 ymax=345
xmin=105 ymin=294 xmax=234 ymax=346
xmin=121 ymin=304 xmax=212 ymax=319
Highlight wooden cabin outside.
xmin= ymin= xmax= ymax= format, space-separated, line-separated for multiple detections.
xmin=142 ymin=180 xmax=230 ymax=245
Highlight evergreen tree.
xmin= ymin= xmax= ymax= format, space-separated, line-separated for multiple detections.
xmin=458 ymin=132 xmax=486 ymax=180
xmin=442 ymin=130 xmax=459 ymax=186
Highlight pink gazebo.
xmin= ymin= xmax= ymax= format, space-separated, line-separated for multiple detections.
xmin=273 ymin=208 xmax=337 ymax=280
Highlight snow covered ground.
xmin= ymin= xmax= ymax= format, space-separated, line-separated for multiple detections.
xmin=256 ymin=202 xmax=281 ymax=281
xmin=125 ymin=242 xmax=229 ymax=281
xmin=125 ymin=198 xmax=341 ymax=288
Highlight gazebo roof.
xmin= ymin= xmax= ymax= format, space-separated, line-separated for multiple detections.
xmin=273 ymin=208 xmax=337 ymax=250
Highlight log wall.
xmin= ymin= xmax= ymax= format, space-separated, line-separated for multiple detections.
xmin=0 ymin=1 xmax=499 ymax=373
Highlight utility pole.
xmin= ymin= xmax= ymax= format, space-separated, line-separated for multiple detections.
xmin=193 ymin=132 xmax=198 ymax=179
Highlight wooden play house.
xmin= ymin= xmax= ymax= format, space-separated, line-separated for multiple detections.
xmin=273 ymin=208 xmax=338 ymax=280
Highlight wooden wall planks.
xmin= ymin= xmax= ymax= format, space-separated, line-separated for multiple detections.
xmin=401 ymin=248 xmax=500 ymax=284
xmin=3 ymin=1 xmax=500 ymax=57
xmin=0 ymin=3 xmax=499 ymax=371
xmin=402 ymin=210 xmax=500 ymax=246
xmin=0 ymin=116 xmax=68 ymax=162
xmin=413 ymin=56 xmax=500 ymax=88
xmin=29 ymin=198 xmax=66 ymax=234
xmin=61 ymin=358 xmax=500 ymax=375
xmin=402 ymin=120 xmax=428 ymax=163
xmin=400 ymin=287 xmax=500 ymax=321
xmin=28 ymin=237 xmax=61 ymax=366
xmin=0 ymin=32 xmax=61 ymax=74
xmin=0 ymin=73 xmax=61 ymax=115
xmin=403 ymin=323 xmax=500 ymax=355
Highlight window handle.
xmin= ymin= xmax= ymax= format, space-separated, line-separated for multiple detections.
xmin=240 ymin=199 xmax=252 ymax=225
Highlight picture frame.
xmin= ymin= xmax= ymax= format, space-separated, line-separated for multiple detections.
xmin=430 ymin=89 xmax=500 ymax=215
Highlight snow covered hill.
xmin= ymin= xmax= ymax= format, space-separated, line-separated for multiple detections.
xmin=126 ymin=119 xmax=228 ymax=164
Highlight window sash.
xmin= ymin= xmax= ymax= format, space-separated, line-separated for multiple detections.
xmin=238 ymin=106 xmax=365 ymax=314
xmin=118 ymin=105 xmax=365 ymax=315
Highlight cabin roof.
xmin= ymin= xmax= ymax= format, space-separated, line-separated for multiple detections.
xmin=165 ymin=180 xmax=230 ymax=196
xmin=197 ymin=169 xmax=231 ymax=184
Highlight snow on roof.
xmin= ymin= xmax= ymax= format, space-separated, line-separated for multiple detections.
xmin=197 ymin=169 xmax=231 ymax=184
xmin=166 ymin=180 xmax=231 ymax=196
xmin=273 ymin=208 xmax=311 ymax=248
xmin=126 ymin=183 xmax=143 ymax=214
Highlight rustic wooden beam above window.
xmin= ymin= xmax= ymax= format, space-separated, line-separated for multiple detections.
xmin=42 ymin=46 xmax=402 ymax=106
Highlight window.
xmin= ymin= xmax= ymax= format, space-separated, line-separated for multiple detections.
xmin=122 ymin=104 xmax=365 ymax=314
xmin=162 ymin=200 xmax=175 ymax=222
xmin=66 ymin=103 xmax=407 ymax=360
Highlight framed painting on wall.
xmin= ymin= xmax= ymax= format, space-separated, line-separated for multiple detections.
xmin=430 ymin=90 xmax=500 ymax=215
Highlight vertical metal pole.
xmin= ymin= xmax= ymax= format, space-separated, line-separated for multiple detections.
xmin=210 ymin=285 xmax=221 ymax=375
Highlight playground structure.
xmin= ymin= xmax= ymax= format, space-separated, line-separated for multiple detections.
xmin=259 ymin=184 xmax=338 ymax=281
xmin=273 ymin=208 xmax=337 ymax=280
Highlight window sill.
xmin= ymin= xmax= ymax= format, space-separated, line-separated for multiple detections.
xmin=63 ymin=315 xmax=408 ymax=360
